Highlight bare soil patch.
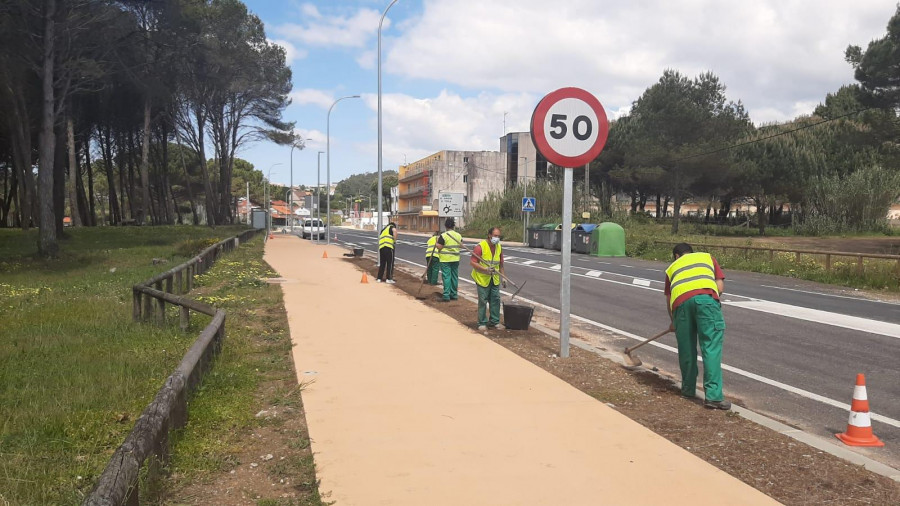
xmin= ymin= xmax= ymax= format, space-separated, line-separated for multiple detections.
xmin=348 ymin=256 xmax=900 ymax=505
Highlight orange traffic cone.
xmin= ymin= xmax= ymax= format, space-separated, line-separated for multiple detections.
xmin=835 ymin=373 xmax=884 ymax=447
xmin=360 ymin=272 xmax=369 ymax=284
xmin=322 ymin=250 xmax=328 ymax=259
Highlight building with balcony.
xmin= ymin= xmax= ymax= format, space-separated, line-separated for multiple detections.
xmin=395 ymin=150 xmax=506 ymax=231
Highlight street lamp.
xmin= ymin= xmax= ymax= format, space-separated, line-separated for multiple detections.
xmin=316 ymin=150 xmax=325 ymax=243
xmin=264 ymin=162 xmax=283 ymax=240
xmin=378 ymin=0 xmax=400 ymax=248
xmin=327 ymin=95 xmax=360 ymax=245
xmin=289 ymin=139 xmax=305 ymax=233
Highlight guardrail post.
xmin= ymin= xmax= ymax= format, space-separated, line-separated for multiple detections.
xmin=133 ymin=289 xmax=142 ymax=322
xmin=175 ymin=270 xmax=183 ymax=295
xmin=768 ymin=249 xmax=774 ymax=262
xmin=795 ymin=251 xmax=801 ymax=262
xmin=825 ymin=254 xmax=832 ymax=272
xmin=180 ymin=306 xmax=190 ymax=331
xmin=187 ymin=264 xmax=194 ymax=291
xmin=143 ymin=289 xmax=153 ymax=322
xmin=165 ymin=275 xmax=173 ymax=295
xmin=857 ymin=255 xmax=864 ymax=275
xmin=154 ymin=281 xmax=165 ymax=324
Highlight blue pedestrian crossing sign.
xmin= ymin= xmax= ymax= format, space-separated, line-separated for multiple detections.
xmin=522 ymin=197 xmax=536 ymax=212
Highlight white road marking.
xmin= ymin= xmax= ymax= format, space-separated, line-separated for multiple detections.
xmin=760 ymin=285 xmax=900 ymax=306
xmin=521 ymin=260 xmax=539 ymax=266
xmin=726 ymin=300 xmax=900 ymax=339
xmin=586 ymin=271 xmax=603 ymax=277
xmin=550 ymin=264 xmax=561 ymax=270
xmin=632 ymin=279 xmax=652 ymax=287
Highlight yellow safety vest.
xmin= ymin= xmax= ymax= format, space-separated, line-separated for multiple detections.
xmin=471 ymin=240 xmax=502 ymax=287
xmin=379 ymin=226 xmax=395 ymax=249
xmin=425 ymin=236 xmax=438 ymax=258
xmin=438 ymin=230 xmax=462 ymax=263
xmin=665 ymin=252 xmax=719 ymax=310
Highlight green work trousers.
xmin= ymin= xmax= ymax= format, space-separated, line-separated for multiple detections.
xmin=426 ymin=257 xmax=440 ymax=285
xmin=673 ymin=294 xmax=726 ymax=401
xmin=441 ymin=261 xmax=459 ymax=300
xmin=477 ymin=282 xmax=501 ymax=326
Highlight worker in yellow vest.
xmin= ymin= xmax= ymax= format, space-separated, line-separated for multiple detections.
xmin=664 ymin=243 xmax=730 ymax=410
xmin=471 ymin=227 xmax=506 ymax=331
xmin=377 ymin=221 xmax=397 ymax=284
xmin=434 ymin=218 xmax=462 ymax=301
xmin=425 ymin=231 xmax=441 ymax=285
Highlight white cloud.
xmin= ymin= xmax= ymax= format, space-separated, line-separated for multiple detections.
xmin=385 ymin=0 xmax=895 ymax=124
xmin=273 ymin=7 xmax=384 ymax=49
xmin=300 ymin=3 xmax=321 ymax=19
xmin=293 ymin=128 xmax=326 ymax=151
xmin=290 ymin=88 xmax=335 ymax=109
xmin=268 ymin=38 xmax=306 ymax=64
xmin=356 ymin=49 xmax=377 ymax=70
xmin=356 ymin=89 xmax=538 ymax=169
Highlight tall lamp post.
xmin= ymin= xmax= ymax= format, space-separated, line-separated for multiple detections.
xmin=289 ymin=140 xmax=305 ymax=233
xmin=327 ymin=95 xmax=360 ymax=245
xmin=378 ymin=0 xmax=400 ymax=250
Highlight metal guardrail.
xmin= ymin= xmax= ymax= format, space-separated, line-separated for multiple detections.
xmin=84 ymin=228 xmax=259 ymax=505
xmin=654 ymin=241 xmax=900 ymax=274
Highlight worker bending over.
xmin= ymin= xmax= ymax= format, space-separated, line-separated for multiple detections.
xmin=664 ymin=242 xmax=730 ymax=410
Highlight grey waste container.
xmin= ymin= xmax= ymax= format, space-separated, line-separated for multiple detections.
xmin=573 ymin=224 xmax=598 ymax=254
xmin=540 ymin=224 xmax=560 ymax=250
xmin=526 ymin=228 xmax=543 ymax=248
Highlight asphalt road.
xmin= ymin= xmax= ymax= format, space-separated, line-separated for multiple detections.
xmin=320 ymin=228 xmax=900 ymax=469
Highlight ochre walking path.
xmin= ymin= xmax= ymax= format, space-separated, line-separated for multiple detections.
xmin=265 ymin=236 xmax=778 ymax=505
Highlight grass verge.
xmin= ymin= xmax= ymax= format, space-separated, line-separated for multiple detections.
xmin=0 ymin=225 xmax=246 ymax=505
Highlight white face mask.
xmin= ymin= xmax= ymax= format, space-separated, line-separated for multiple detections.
xmin=490 ymin=236 xmax=501 ymax=245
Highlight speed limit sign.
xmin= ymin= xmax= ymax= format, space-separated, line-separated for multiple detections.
xmin=530 ymin=87 xmax=609 ymax=168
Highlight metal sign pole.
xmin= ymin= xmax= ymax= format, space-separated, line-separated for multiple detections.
xmin=560 ymin=167 xmax=573 ymax=358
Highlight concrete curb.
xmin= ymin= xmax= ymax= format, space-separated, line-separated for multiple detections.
xmin=351 ymin=240 xmax=900 ymax=483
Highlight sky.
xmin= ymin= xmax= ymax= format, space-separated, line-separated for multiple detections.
xmin=241 ymin=0 xmax=896 ymax=187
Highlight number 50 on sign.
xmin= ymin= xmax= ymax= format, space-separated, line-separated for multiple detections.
xmin=530 ymin=88 xmax=609 ymax=168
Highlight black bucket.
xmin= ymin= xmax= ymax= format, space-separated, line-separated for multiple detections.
xmin=353 ymin=248 xmax=364 ymax=257
xmin=503 ymin=303 xmax=534 ymax=330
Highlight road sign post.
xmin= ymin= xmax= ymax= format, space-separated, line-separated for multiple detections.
xmin=438 ymin=192 xmax=464 ymax=218
xmin=530 ymin=87 xmax=609 ymax=358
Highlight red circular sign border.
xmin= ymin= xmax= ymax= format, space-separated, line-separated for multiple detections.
xmin=530 ymin=87 xmax=609 ymax=168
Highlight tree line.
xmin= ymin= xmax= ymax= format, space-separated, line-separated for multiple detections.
xmin=584 ymin=8 xmax=900 ymax=235
xmin=0 ymin=0 xmax=297 ymax=256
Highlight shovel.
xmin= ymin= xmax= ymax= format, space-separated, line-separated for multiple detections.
xmin=622 ymin=329 xmax=672 ymax=369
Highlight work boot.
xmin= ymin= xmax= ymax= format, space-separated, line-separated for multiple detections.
xmin=478 ymin=325 xmax=487 ymax=331
xmin=492 ymin=324 xmax=505 ymax=330
xmin=703 ymin=400 xmax=732 ymax=410
xmin=386 ymin=279 xmax=396 ymax=284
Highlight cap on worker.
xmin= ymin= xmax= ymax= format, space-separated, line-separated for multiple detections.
xmin=445 ymin=218 xmax=455 ymax=229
